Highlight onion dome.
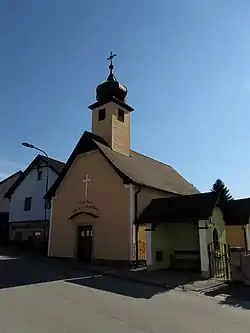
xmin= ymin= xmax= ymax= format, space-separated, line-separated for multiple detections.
xmin=96 ymin=52 xmax=127 ymax=102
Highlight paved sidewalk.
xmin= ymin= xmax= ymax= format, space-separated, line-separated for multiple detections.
xmin=204 ymin=282 xmax=250 ymax=300
xmin=87 ymin=265 xmax=227 ymax=293
xmin=86 ymin=265 xmax=250 ymax=306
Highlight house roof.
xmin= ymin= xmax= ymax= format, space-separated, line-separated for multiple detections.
xmin=0 ymin=171 xmax=23 ymax=201
xmin=224 ymin=198 xmax=250 ymax=225
xmin=46 ymin=157 xmax=65 ymax=174
xmin=46 ymin=131 xmax=199 ymax=198
xmin=135 ymin=192 xmax=219 ymax=225
xmin=88 ymin=96 xmax=134 ymax=112
xmin=4 ymin=155 xmax=65 ymax=199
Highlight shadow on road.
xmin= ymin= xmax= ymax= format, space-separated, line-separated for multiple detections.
xmin=0 ymin=247 xmax=168 ymax=299
xmin=0 ymin=247 xmax=90 ymax=289
xmin=204 ymin=283 xmax=250 ymax=310
xmin=0 ymin=247 xmax=211 ymax=299
xmin=66 ymin=275 xmax=169 ymax=299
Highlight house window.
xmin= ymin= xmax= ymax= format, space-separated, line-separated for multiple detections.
xmin=37 ymin=169 xmax=43 ymax=181
xmin=117 ymin=109 xmax=124 ymax=122
xmin=98 ymin=108 xmax=106 ymax=121
xmin=24 ymin=197 xmax=32 ymax=211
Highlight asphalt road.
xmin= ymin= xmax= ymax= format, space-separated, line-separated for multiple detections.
xmin=0 ymin=254 xmax=250 ymax=333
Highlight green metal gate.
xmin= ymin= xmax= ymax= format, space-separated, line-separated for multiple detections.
xmin=208 ymin=241 xmax=231 ymax=280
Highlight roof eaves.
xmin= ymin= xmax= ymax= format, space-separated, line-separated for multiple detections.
xmin=131 ymin=181 xmax=181 ymax=195
xmin=46 ymin=157 xmax=65 ymax=175
xmin=88 ymin=97 xmax=134 ymax=112
xmin=0 ymin=170 xmax=23 ymax=185
xmin=0 ymin=171 xmax=23 ymax=200
xmin=4 ymin=156 xmax=41 ymax=199
xmin=135 ymin=192 xmax=216 ymax=225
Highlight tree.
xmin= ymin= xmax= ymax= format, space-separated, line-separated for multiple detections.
xmin=211 ymin=179 xmax=233 ymax=202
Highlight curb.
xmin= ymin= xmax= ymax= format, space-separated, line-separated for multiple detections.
xmin=87 ymin=267 xmax=183 ymax=291
xmin=87 ymin=267 xmax=232 ymax=295
xmin=56 ymin=262 xmax=250 ymax=306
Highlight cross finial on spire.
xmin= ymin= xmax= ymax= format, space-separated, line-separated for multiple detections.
xmin=107 ymin=52 xmax=116 ymax=74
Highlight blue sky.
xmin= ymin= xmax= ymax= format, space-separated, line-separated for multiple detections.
xmin=1 ymin=0 xmax=250 ymax=198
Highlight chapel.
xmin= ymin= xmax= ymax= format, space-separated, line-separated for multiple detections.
xmin=47 ymin=54 xmax=199 ymax=267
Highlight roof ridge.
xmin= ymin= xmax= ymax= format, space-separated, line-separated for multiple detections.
xmin=47 ymin=157 xmax=65 ymax=164
xmin=37 ymin=154 xmax=65 ymax=164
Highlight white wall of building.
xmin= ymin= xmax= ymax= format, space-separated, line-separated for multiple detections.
xmin=9 ymin=165 xmax=58 ymax=222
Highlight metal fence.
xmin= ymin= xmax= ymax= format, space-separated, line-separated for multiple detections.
xmin=208 ymin=241 xmax=231 ymax=280
xmin=132 ymin=241 xmax=147 ymax=268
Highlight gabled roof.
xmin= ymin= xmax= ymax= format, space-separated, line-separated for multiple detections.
xmin=0 ymin=171 xmax=23 ymax=200
xmin=46 ymin=157 xmax=65 ymax=174
xmin=46 ymin=131 xmax=199 ymax=198
xmin=135 ymin=192 xmax=219 ymax=225
xmin=224 ymin=198 xmax=250 ymax=225
xmin=4 ymin=155 xmax=65 ymax=199
xmin=94 ymin=141 xmax=198 ymax=195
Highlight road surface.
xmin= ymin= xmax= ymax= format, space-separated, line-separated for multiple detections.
xmin=0 ymin=254 xmax=249 ymax=332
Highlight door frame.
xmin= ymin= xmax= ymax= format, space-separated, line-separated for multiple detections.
xmin=75 ymin=225 xmax=93 ymax=261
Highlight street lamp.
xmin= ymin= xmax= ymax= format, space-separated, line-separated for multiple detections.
xmin=21 ymin=142 xmax=35 ymax=149
xmin=21 ymin=142 xmax=49 ymax=245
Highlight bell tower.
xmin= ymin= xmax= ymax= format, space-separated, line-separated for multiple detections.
xmin=88 ymin=53 xmax=134 ymax=156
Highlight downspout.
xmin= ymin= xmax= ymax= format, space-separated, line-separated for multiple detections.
xmin=134 ymin=187 xmax=141 ymax=266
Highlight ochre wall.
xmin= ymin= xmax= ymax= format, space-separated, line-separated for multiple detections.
xmin=151 ymin=224 xmax=172 ymax=269
xmin=207 ymin=207 xmax=227 ymax=244
xmin=111 ymin=106 xmax=130 ymax=156
xmin=49 ymin=150 xmax=131 ymax=261
xmin=150 ymin=222 xmax=199 ymax=270
xmin=169 ymin=222 xmax=199 ymax=252
xmin=133 ymin=187 xmax=175 ymax=244
xmin=137 ymin=187 xmax=175 ymax=216
xmin=92 ymin=102 xmax=131 ymax=156
xmin=92 ymin=103 xmax=113 ymax=146
xmin=226 ymin=225 xmax=245 ymax=248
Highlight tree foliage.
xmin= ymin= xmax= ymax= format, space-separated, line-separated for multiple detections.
xmin=211 ymin=178 xmax=233 ymax=202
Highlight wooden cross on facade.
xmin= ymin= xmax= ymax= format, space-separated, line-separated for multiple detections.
xmin=82 ymin=173 xmax=91 ymax=197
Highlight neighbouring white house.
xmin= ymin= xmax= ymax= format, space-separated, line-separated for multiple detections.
xmin=4 ymin=154 xmax=64 ymax=250
xmin=0 ymin=171 xmax=23 ymax=245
